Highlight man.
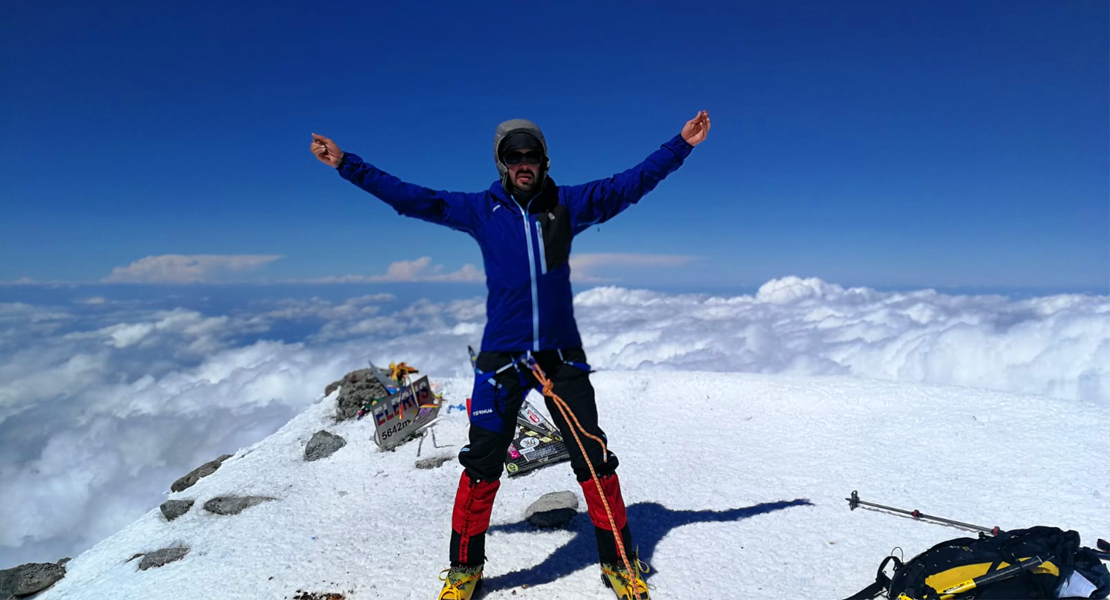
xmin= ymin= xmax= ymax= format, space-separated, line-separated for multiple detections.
xmin=311 ymin=111 xmax=709 ymax=600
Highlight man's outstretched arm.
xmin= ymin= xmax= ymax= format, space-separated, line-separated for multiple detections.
xmin=310 ymin=133 xmax=481 ymax=234
xmin=562 ymin=111 xmax=711 ymax=235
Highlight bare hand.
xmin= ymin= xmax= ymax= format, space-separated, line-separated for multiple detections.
xmin=310 ymin=133 xmax=343 ymax=168
xmin=681 ymin=110 xmax=711 ymax=147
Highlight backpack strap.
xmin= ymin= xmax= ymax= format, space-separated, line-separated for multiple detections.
xmin=844 ymin=556 xmax=901 ymax=600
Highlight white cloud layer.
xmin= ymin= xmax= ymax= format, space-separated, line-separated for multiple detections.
xmin=574 ymin=277 xmax=1110 ymax=404
xmin=569 ymin=253 xmax=699 ymax=282
xmin=101 ymin=254 xmax=283 ymax=283
xmin=0 ymin=278 xmax=69 ymax=286
xmin=0 ymin=276 xmax=1107 ymax=566
xmin=307 ymin=257 xmax=483 ymax=283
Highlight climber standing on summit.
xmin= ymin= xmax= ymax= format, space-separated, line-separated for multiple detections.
xmin=311 ymin=110 xmax=710 ymax=599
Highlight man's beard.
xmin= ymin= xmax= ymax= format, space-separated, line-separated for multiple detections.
xmin=513 ymin=171 xmax=539 ymax=195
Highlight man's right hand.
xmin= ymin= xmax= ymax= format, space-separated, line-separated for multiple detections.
xmin=310 ymin=133 xmax=343 ymax=168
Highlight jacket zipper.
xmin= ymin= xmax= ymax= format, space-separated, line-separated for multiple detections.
xmin=517 ymin=202 xmax=541 ymax=352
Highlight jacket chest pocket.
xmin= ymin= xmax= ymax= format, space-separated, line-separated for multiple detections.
xmin=538 ymin=205 xmax=572 ymax=272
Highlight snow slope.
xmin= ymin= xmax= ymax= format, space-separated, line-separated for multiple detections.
xmin=32 ymin=371 xmax=1110 ymax=599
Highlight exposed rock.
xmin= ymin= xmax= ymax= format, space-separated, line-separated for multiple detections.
xmin=171 ymin=453 xmax=233 ymax=492
xmin=0 ymin=559 xmax=67 ymax=597
xmin=305 ymin=430 xmax=346 ymax=462
xmin=525 ymin=491 xmax=579 ymax=528
xmin=160 ymin=499 xmax=195 ymax=521
xmin=415 ymin=455 xmax=455 ymax=470
xmin=334 ymin=369 xmax=391 ymax=421
xmin=138 ymin=547 xmax=189 ymax=571
xmin=203 ymin=495 xmax=275 ymax=515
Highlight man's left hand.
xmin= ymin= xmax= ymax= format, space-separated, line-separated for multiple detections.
xmin=681 ymin=110 xmax=711 ymax=147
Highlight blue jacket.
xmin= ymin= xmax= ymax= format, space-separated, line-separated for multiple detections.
xmin=338 ymin=134 xmax=694 ymax=352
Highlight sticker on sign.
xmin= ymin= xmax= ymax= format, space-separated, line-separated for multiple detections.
xmin=370 ymin=376 xmax=440 ymax=450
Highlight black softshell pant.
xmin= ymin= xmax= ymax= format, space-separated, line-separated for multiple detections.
xmin=450 ymin=348 xmax=633 ymax=567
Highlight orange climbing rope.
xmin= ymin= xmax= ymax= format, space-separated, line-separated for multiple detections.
xmin=526 ymin=360 xmax=644 ymax=600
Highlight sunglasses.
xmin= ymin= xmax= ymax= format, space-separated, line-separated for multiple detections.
xmin=502 ymin=150 xmax=543 ymax=166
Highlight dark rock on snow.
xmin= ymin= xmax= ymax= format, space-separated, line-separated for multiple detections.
xmin=159 ymin=499 xmax=195 ymax=521
xmin=138 ymin=547 xmax=189 ymax=571
xmin=305 ymin=430 xmax=346 ymax=462
xmin=525 ymin=491 xmax=580 ymax=528
xmin=0 ymin=559 xmax=67 ymax=598
xmin=203 ymin=496 xmax=276 ymax=515
xmin=333 ymin=369 xmax=391 ymax=421
xmin=171 ymin=454 xmax=233 ymax=492
xmin=415 ymin=455 xmax=455 ymax=470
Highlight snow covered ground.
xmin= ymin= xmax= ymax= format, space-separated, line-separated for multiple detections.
xmin=32 ymin=370 xmax=1109 ymax=599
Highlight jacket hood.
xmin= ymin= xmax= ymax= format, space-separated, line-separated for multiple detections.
xmin=493 ymin=119 xmax=551 ymax=196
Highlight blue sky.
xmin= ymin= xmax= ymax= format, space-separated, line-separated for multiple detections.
xmin=2 ymin=0 xmax=1107 ymax=292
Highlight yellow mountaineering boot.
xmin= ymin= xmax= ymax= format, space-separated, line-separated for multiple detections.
xmin=438 ymin=564 xmax=483 ymax=600
xmin=601 ymin=556 xmax=651 ymax=600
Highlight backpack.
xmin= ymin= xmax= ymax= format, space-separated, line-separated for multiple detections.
xmin=846 ymin=526 xmax=1110 ymax=599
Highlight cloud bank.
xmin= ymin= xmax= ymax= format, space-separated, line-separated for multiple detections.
xmin=0 ymin=276 xmax=1106 ymax=566
xmin=307 ymin=256 xmax=483 ymax=283
xmin=101 ymin=254 xmax=283 ymax=283
xmin=569 ymin=253 xmax=700 ymax=282
xmin=575 ymin=277 xmax=1110 ymax=403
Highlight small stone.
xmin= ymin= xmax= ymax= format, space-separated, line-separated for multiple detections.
xmin=524 ymin=491 xmax=579 ymax=528
xmin=203 ymin=495 xmax=275 ymax=515
xmin=160 ymin=499 xmax=195 ymax=521
xmin=138 ymin=547 xmax=189 ymax=571
xmin=415 ymin=455 xmax=454 ymax=470
xmin=170 ymin=453 xmax=233 ymax=492
xmin=305 ymin=430 xmax=347 ymax=462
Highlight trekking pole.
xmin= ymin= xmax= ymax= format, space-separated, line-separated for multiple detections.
xmin=847 ymin=491 xmax=1001 ymax=536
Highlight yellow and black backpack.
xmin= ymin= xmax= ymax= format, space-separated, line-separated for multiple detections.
xmin=845 ymin=526 xmax=1110 ymax=599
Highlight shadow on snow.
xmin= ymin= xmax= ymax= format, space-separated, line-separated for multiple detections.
xmin=483 ymin=498 xmax=812 ymax=592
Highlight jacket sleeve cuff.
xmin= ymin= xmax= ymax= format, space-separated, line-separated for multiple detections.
xmin=337 ymin=152 xmax=364 ymax=179
xmin=664 ymin=134 xmax=695 ymax=160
